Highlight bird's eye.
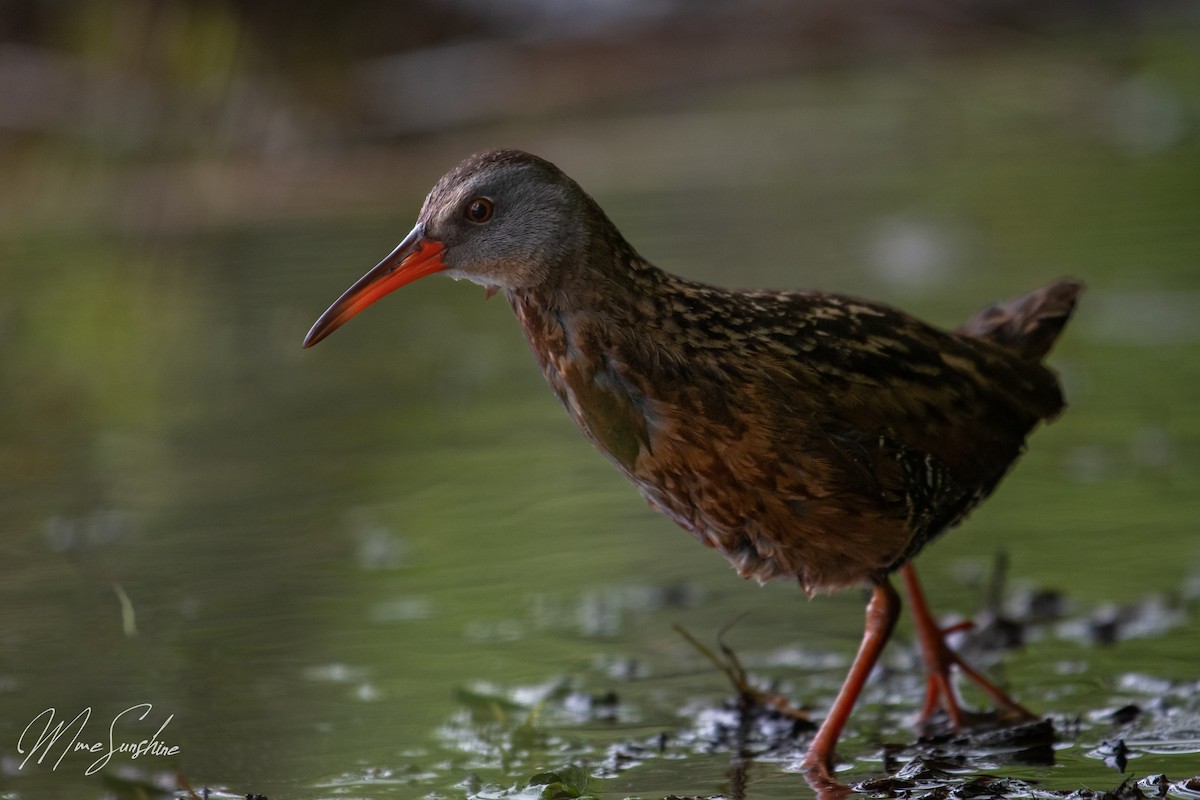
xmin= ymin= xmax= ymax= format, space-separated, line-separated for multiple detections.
xmin=465 ymin=198 xmax=494 ymax=223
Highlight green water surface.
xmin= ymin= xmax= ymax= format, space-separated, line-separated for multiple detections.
xmin=2 ymin=41 xmax=1199 ymax=800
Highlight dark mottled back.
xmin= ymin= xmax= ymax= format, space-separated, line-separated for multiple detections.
xmin=417 ymin=150 xmax=1083 ymax=593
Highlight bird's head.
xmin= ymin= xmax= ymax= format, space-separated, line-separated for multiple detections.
xmin=303 ymin=149 xmax=590 ymax=347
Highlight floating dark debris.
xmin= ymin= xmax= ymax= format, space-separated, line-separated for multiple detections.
xmin=1091 ymin=737 xmax=1131 ymax=773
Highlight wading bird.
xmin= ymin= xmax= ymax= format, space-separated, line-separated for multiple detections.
xmin=304 ymin=149 xmax=1081 ymax=787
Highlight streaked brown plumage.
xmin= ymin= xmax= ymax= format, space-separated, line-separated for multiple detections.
xmin=304 ymin=149 xmax=1082 ymax=787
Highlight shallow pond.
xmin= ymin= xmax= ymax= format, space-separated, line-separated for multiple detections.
xmin=2 ymin=44 xmax=1199 ymax=800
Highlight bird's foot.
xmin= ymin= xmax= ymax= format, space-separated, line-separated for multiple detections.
xmin=913 ymin=635 xmax=1035 ymax=732
xmin=901 ymin=565 xmax=1034 ymax=732
xmin=801 ymin=757 xmax=853 ymax=800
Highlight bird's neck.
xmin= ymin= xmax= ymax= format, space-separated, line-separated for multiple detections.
xmin=505 ymin=222 xmax=667 ymax=418
xmin=505 ymin=232 xmax=672 ymax=477
xmin=506 ymin=214 xmax=665 ymax=338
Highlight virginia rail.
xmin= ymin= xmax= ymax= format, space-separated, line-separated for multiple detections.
xmin=304 ymin=149 xmax=1082 ymax=785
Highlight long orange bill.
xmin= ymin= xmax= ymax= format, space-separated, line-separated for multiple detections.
xmin=303 ymin=224 xmax=446 ymax=348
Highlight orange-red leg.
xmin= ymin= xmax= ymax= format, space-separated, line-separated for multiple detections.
xmin=803 ymin=579 xmax=901 ymax=785
xmin=900 ymin=563 xmax=1033 ymax=727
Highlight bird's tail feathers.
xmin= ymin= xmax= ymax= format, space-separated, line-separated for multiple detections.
xmin=956 ymin=279 xmax=1084 ymax=361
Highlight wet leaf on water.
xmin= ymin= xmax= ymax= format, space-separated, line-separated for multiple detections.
xmin=1101 ymin=775 xmax=1145 ymax=800
xmin=526 ymin=765 xmax=594 ymax=799
xmin=1090 ymin=737 xmax=1130 ymax=773
xmin=1137 ymin=773 xmax=1170 ymax=798
xmin=911 ymin=715 xmax=1057 ymax=768
xmin=455 ymin=685 xmax=529 ymax=719
xmin=1174 ymin=776 xmax=1200 ymax=799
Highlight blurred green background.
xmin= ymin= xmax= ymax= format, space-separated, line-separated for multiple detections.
xmin=1 ymin=2 xmax=1198 ymax=798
